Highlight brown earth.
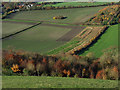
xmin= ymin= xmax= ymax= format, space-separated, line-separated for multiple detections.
xmin=56 ymin=26 xmax=86 ymax=42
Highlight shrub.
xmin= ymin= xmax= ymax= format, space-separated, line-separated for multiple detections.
xmin=51 ymin=71 xmax=59 ymax=76
xmin=53 ymin=16 xmax=66 ymax=19
xmin=96 ymin=70 xmax=106 ymax=80
xmin=48 ymin=59 xmax=55 ymax=71
xmin=105 ymin=67 xmax=118 ymax=80
xmin=41 ymin=72 xmax=48 ymax=76
xmin=23 ymin=69 xmax=29 ymax=76
xmin=26 ymin=61 xmax=35 ymax=71
xmin=74 ymin=74 xmax=79 ymax=78
xmin=36 ymin=63 xmax=46 ymax=75
xmin=2 ymin=68 xmax=13 ymax=76
xmin=53 ymin=59 xmax=63 ymax=73
xmin=100 ymin=47 xmax=118 ymax=68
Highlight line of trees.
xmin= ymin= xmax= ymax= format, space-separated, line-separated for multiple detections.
xmin=2 ymin=46 xmax=119 ymax=80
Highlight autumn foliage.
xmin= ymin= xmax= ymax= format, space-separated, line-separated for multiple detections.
xmin=86 ymin=5 xmax=120 ymax=25
xmin=2 ymin=47 xmax=118 ymax=80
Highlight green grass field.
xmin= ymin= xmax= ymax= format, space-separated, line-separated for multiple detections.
xmin=3 ymin=25 xmax=71 ymax=53
xmin=80 ymin=24 xmax=118 ymax=57
xmin=2 ymin=22 xmax=32 ymax=37
xmin=6 ymin=6 xmax=105 ymax=24
xmin=42 ymin=2 xmax=109 ymax=8
xmin=2 ymin=76 xmax=118 ymax=88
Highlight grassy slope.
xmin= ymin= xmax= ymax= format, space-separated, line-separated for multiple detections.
xmin=80 ymin=24 xmax=118 ymax=57
xmin=2 ymin=22 xmax=32 ymax=37
xmin=2 ymin=76 xmax=118 ymax=88
xmin=3 ymin=25 xmax=71 ymax=53
xmin=6 ymin=6 xmax=105 ymax=24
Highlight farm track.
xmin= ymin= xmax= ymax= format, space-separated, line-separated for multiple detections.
xmin=56 ymin=26 xmax=86 ymax=42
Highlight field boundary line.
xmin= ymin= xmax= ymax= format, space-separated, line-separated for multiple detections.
xmin=1 ymin=22 xmax=41 ymax=40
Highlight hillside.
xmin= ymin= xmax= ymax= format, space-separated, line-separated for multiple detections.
xmin=80 ymin=24 xmax=118 ymax=57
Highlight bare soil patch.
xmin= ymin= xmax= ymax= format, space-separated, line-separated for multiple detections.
xmin=56 ymin=26 xmax=86 ymax=42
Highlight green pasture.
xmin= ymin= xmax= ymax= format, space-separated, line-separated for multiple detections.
xmin=2 ymin=22 xmax=32 ymax=37
xmin=6 ymin=6 xmax=105 ymax=24
xmin=3 ymin=25 xmax=71 ymax=53
xmin=80 ymin=24 xmax=118 ymax=57
xmin=42 ymin=2 xmax=109 ymax=8
xmin=2 ymin=76 xmax=118 ymax=88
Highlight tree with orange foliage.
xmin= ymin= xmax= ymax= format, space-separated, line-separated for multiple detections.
xmin=42 ymin=58 xmax=47 ymax=64
xmin=67 ymin=70 xmax=71 ymax=77
xmin=11 ymin=64 xmax=20 ymax=72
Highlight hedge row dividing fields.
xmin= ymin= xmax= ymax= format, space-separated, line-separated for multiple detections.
xmin=2 ymin=22 xmax=41 ymax=39
xmin=47 ymin=26 xmax=107 ymax=55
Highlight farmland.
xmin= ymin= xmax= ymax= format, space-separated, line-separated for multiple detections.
xmin=3 ymin=25 xmax=72 ymax=53
xmin=2 ymin=6 xmax=106 ymax=53
xmin=2 ymin=21 xmax=34 ymax=37
xmin=5 ymin=6 xmax=105 ymax=24
xmin=47 ymin=26 xmax=106 ymax=55
xmin=2 ymin=2 xmax=119 ymax=89
xmin=38 ymin=2 xmax=110 ymax=8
